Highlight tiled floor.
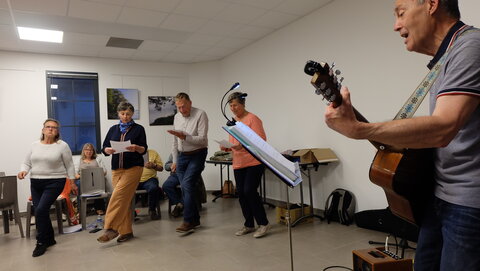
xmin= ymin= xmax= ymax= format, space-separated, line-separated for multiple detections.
xmin=0 ymin=195 xmax=416 ymax=271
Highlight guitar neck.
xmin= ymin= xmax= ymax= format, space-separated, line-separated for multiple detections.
xmin=352 ymin=107 xmax=385 ymax=151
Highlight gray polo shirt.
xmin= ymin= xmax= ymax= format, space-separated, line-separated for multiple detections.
xmin=429 ymin=26 xmax=480 ymax=208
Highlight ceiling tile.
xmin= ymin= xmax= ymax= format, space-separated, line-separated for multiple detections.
xmin=183 ymin=33 xmax=223 ymax=46
xmin=63 ymin=32 xmax=110 ymax=46
xmin=139 ymin=40 xmax=178 ymax=52
xmin=68 ymin=0 xmax=122 ymax=23
xmin=0 ymin=8 xmax=12 ymax=25
xmin=88 ymin=0 xmax=127 ymax=5
xmin=124 ymin=0 xmax=181 ymax=13
xmin=116 ymin=7 xmax=168 ymax=27
xmin=0 ymin=2 xmax=7 ymax=9
xmin=275 ymin=0 xmax=332 ymax=16
xmin=0 ymin=24 xmax=17 ymax=39
xmin=202 ymin=46 xmax=237 ymax=57
xmin=10 ymin=0 xmax=68 ymax=16
xmin=216 ymin=37 xmax=254 ymax=49
xmin=131 ymin=49 xmax=170 ymax=61
xmin=197 ymin=20 xmax=242 ymax=36
xmin=98 ymin=46 xmax=136 ymax=59
xmin=161 ymin=52 xmax=196 ymax=63
xmin=173 ymin=0 xmax=229 ymax=19
xmin=250 ymin=10 xmax=298 ymax=29
xmin=160 ymin=14 xmax=208 ymax=32
xmin=192 ymin=54 xmax=222 ymax=63
xmin=225 ymin=0 xmax=284 ymax=10
xmin=170 ymin=43 xmax=210 ymax=55
xmin=214 ymin=3 xmax=267 ymax=24
xmin=234 ymin=25 xmax=274 ymax=39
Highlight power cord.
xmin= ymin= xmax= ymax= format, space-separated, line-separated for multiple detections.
xmin=322 ymin=266 xmax=353 ymax=271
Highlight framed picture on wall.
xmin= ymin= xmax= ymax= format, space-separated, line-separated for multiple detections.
xmin=148 ymin=96 xmax=177 ymax=125
xmin=107 ymin=88 xmax=140 ymax=119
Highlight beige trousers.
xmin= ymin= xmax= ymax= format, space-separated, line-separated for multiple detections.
xmin=104 ymin=166 xmax=143 ymax=235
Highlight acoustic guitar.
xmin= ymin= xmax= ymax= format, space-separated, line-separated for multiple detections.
xmin=304 ymin=60 xmax=434 ymax=226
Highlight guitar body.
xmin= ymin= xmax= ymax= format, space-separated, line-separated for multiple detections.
xmin=369 ymin=148 xmax=435 ymax=226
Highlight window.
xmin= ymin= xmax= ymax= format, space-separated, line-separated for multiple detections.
xmin=46 ymin=71 xmax=100 ymax=155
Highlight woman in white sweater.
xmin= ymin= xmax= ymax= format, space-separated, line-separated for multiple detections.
xmin=18 ymin=119 xmax=75 ymax=257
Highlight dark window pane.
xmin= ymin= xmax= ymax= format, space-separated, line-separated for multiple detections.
xmin=75 ymin=101 xmax=95 ymax=125
xmin=60 ymin=126 xmax=76 ymax=151
xmin=53 ymin=101 xmax=75 ymax=126
xmin=77 ymin=126 xmax=97 ymax=150
xmin=75 ymin=79 xmax=95 ymax=100
xmin=51 ymin=78 xmax=74 ymax=100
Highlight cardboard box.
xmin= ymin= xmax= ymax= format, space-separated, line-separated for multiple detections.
xmin=276 ymin=204 xmax=312 ymax=225
xmin=292 ymin=148 xmax=339 ymax=164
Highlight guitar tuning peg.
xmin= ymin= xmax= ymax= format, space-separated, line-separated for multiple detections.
xmin=339 ymin=77 xmax=344 ymax=83
xmin=325 ymin=88 xmax=331 ymax=96
xmin=315 ymin=89 xmax=322 ymax=95
xmin=335 ymin=70 xmax=341 ymax=76
xmin=337 ymin=83 xmax=342 ymax=90
xmin=331 ymin=62 xmax=336 ymax=68
xmin=320 ymin=82 xmax=327 ymax=90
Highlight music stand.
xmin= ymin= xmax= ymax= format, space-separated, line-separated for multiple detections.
xmin=223 ymin=122 xmax=303 ymax=271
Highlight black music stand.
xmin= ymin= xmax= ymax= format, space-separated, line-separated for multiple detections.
xmin=223 ymin=122 xmax=303 ymax=271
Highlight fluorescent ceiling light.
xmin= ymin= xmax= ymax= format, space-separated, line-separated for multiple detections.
xmin=17 ymin=27 xmax=63 ymax=43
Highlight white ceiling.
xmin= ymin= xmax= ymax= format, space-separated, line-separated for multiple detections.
xmin=0 ymin=0 xmax=333 ymax=63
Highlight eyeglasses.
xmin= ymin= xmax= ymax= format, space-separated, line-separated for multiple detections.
xmin=44 ymin=126 xmax=59 ymax=130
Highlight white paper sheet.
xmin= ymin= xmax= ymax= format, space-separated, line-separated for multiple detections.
xmin=110 ymin=140 xmax=131 ymax=153
xmin=214 ymin=139 xmax=234 ymax=148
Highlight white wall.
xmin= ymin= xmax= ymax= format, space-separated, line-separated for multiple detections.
xmin=2 ymin=0 xmax=479 ymax=213
xmin=189 ymin=0 xmax=480 ymax=212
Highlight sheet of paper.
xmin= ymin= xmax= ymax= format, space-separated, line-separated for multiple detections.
xmin=214 ymin=139 xmax=234 ymax=148
xmin=110 ymin=140 xmax=131 ymax=154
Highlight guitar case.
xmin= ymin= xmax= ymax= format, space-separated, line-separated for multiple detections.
xmin=355 ymin=207 xmax=419 ymax=242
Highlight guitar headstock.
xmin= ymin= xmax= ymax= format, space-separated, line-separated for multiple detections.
xmin=304 ymin=60 xmax=343 ymax=108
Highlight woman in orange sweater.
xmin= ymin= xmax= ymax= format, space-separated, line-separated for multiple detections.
xmin=223 ymin=92 xmax=270 ymax=238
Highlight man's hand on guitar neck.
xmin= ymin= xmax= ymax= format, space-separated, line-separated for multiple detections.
xmin=324 ymin=86 xmax=366 ymax=140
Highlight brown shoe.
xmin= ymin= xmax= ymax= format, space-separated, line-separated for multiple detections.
xmin=97 ymin=229 xmax=119 ymax=243
xmin=176 ymin=222 xmax=195 ymax=233
xmin=117 ymin=233 xmax=134 ymax=243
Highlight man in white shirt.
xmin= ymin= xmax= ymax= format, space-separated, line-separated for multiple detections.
xmin=167 ymin=92 xmax=208 ymax=233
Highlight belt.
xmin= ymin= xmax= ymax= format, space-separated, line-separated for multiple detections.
xmin=181 ymin=148 xmax=207 ymax=156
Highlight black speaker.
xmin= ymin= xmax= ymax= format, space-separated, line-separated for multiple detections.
xmin=355 ymin=208 xmax=419 ymax=242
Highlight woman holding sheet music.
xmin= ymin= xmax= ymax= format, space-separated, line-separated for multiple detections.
xmin=74 ymin=143 xmax=107 ymax=215
xmin=222 ymin=92 xmax=270 ymax=238
xmin=97 ymin=101 xmax=147 ymax=243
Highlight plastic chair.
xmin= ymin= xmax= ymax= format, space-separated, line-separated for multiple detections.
xmin=0 ymin=176 xmax=25 ymax=238
xmin=79 ymin=167 xmax=110 ymax=230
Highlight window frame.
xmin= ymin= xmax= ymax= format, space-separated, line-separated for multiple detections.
xmin=46 ymin=71 xmax=101 ymax=155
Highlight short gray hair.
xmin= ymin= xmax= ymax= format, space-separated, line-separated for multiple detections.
xmin=117 ymin=101 xmax=134 ymax=112
xmin=417 ymin=0 xmax=460 ymax=19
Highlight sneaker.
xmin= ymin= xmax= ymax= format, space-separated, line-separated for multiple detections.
xmin=97 ymin=229 xmax=119 ymax=243
xmin=117 ymin=233 xmax=134 ymax=243
xmin=45 ymin=239 xmax=57 ymax=247
xmin=235 ymin=226 xmax=255 ymax=236
xmin=149 ymin=210 xmax=160 ymax=220
xmin=192 ymin=220 xmax=201 ymax=228
xmin=32 ymin=243 xmax=47 ymax=257
xmin=176 ymin=222 xmax=195 ymax=233
xmin=171 ymin=203 xmax=184 ymax=217
xmin=253 ymin=224 xmax=270 ymax=238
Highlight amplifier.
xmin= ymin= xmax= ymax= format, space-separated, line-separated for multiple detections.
xmin=352 ymin=247 xmax=413 ymax=271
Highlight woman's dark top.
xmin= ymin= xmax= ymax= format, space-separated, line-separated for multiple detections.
xmin=102 ymin=123 xmax=148 ymax=170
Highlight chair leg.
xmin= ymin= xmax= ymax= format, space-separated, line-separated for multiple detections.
xmin=81 ymin=198 xmax=88 ymax=230
xmin=2 ymin=210 xmax=9 ymax=234
xmin=54 ymin=199 xmax=64 ymax=234
xmin=14 ymin=201 xmax=25 ymax=238
xmin=26 ymin=202 xmax=32 ymax=238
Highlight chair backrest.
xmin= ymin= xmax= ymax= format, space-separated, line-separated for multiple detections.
xmin=80 ymin=167 xmax=106 ymax=194
xmin=0 ymin=176 xmax=17 ymax=209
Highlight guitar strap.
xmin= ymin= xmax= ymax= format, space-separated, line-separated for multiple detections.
xmin=394 ymin=25 xmax=473 ymax=120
